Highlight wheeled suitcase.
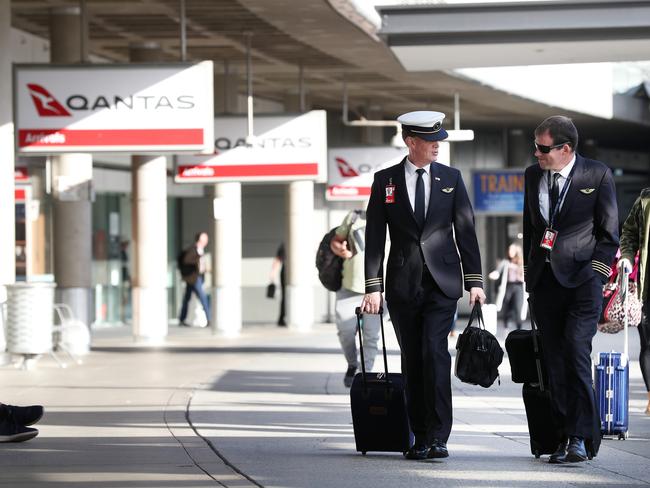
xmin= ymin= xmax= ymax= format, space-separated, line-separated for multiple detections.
xmin=520 ymin=304 xmax=600 ymax=459
xmin=519 ymin=306 xmax=563 ymax=457
xmin=350 ymin=307 xmax=413 ymax=455
xmin=594 ymin=269 xmax=631 ymax=440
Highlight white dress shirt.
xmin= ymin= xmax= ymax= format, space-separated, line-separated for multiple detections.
xmin=405 ymin=158 xmax=431 ymax=217
xmin=538 ymin=154 xmax=576 ymax=225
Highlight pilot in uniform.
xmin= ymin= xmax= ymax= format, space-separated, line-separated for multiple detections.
xmin=360 ymin=111 xmax=485 ymax=460
xmin=523 ymin=115 xmax=618 ymax=463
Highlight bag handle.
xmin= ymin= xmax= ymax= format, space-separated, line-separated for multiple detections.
xmin=527 ymin=298 xmax=546 ymax=392
xmin=465 ymin=302 xmax=485 ymax=331
xmin=355 ymin=307 xmax=389 ymax=390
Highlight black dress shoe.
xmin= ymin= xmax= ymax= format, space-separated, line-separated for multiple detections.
xmin=565 ymin=436 xmax=587 ymax=463
xmin=548 ymin=438 xmax=568 ymax=464
xmin=427 ymin=439 xmax=449 ymax=459
xmin=405 ymin=444 xmax=429 ymax=460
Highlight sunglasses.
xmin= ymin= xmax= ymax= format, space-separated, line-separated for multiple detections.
xmin=534 ymin=141 xmax=569 ymax=154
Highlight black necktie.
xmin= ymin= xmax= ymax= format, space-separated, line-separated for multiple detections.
xmin=550 ymin=172 xmax=561 ymax=220
xmin=415 ymin=168 xmax=426 ymax=229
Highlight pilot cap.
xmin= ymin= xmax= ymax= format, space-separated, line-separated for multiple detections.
xmin=398 ymin=110 xmax=448 ymax=141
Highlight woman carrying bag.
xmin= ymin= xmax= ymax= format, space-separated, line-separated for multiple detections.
xmin=619 ymin=188 xmax=650 ymax=415
xmin=489 ymin=243 xmax=528 ymax=330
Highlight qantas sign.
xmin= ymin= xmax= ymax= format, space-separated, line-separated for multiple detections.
xmin=175 ymin=111 xmax=327 ymax=184
xmin=26 ymin=83 xmax=195 ymax=117
xmin=27 ymin=84 xmax=71 ymax=116
xmin=14 ymin=62 xmax=214 ymax=154
xmin=327 ymin=147 xmax=406 ymax=201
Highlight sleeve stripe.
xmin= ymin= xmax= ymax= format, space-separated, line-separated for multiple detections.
xmin=592 ymin=262 xmax=610 ymax=273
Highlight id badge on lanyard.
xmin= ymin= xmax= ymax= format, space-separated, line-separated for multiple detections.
xmin=540 ymin=168 xmax=574 ymax=251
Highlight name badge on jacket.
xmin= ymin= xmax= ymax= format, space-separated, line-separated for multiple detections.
xmin=385 ymin=184 xmax=395 ymax=203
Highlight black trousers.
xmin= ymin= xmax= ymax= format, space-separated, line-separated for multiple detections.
xmin=639 ymin=300 xmax=650 ymax=391
xmin=387 ymin=269 xmax=457 ymax=446
xmin=531 ymin=264 xmax=601 ymax=439
xmin=502 ymin=282 xmax=524 ymax=329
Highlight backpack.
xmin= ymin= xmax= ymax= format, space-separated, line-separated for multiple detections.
xmin=315 ymin=211 xmax=361 ymax=292
xmin=316 ymin=228 xmax=344 ymax=292
xmin=176 ymin=248 xmax=196 ymax=278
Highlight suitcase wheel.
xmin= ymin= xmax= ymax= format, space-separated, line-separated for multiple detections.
xmin=534 ymin=450 xmax=540 ymax=459
xmin=362 ymin=451 xmax=367 ymax=456
xmin=618 ymin=432 xmax=628 ymax=440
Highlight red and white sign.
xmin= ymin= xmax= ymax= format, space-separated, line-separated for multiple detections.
xmin=14 ymin=62 xmax=214 ymax=154
xmin=175 ymin=111 xmax=327 ymax=183
xmin=327 ymin=147 xmax=407 ymax=201
xmin=15 ymin=167 xmax=29 ymax=181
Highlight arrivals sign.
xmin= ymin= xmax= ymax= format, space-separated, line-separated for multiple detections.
xmin=175 ymin=111 xmax=327 ymax=183
xmin=472 ymin=169 xmax=525 ymax=215
xmin=14 ymin=62 xmax=214 ymax=154
xmin=326 ymin=147 xmax=407 ymax=201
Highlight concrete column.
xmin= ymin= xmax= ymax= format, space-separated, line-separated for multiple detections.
xmin=52 ymin=155 xmax=93 ymax=323
xmin=49 ymin=6 xmax=94 ymax=325
xmin=131 ymin=156 xmax=168 ymax=341
xmin=211 ymin=183 xmax=242 ymax=336
xmin=286 ymin=180 xmax=315 ymax=330
xmin=0 ymin=0 xmax=15 ymax=286
xmin=129 ymin=42 xmax=168 ymax=342
xmin=214 ymin=62 xmax=239 ymax=114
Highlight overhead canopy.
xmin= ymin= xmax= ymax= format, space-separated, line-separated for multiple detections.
xmin=377 ymin=1 xmax=650 ymax=71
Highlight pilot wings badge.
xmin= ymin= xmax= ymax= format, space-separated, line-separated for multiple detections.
xmin=579 ymin=188 xmax=595 ymax=195
xmin=441 ymin=187 xmax=454 ymax=193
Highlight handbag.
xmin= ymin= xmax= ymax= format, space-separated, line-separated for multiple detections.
xmin=454 ymin=303 xmax=504 ymax=388
xmin=266 ymin=283 xmax=276 ymax=299
xmin=598 ymin=255 xmax=642 ymax=334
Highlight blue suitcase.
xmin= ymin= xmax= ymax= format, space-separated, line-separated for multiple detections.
xmin=350 ymin=308 xmax=414 ymax=455
xmin=594 ymin=271 xmax=631 ymax=440
xmin=594 ymin=352 xmax=629 ymax=439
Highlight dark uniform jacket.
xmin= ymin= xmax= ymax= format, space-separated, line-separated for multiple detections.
xmin=364 ymin=159 xmax=483 ymax=302
xmin=523 ymin=154 xmax=619 ymax=291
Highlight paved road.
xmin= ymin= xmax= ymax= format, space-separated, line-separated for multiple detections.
xmin=0 ymin=320 xmax=648 ymax=487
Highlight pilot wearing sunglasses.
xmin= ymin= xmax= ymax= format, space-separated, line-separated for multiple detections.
xmin=523 ymin=115 xmax=619 ymax=464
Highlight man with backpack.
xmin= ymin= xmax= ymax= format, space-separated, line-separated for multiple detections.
xmin=178 ymin=231 xmax=211 ymax=327
xmin=330 ymin=210 xmax=380 ymax=387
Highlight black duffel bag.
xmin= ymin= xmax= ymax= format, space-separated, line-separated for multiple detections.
xmin=454 ymin=303 xmax=504 ymax=388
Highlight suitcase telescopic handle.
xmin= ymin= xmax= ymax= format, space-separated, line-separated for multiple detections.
xmin=355 ymin=307 xmax=389 ymax=390
xmin=527 ymin=298 xmax=546 ymax=392
xmin=619 ymin=271 xmax=629 ymax=365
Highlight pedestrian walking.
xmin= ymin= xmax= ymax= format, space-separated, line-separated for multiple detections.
xmin=523 ymin=115 xmax=618 ymax=463
xmin=360 ymin=110 xmax=485 ymax=461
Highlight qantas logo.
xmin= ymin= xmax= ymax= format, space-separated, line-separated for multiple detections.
xmin=27 ymin=84 xmax=71 ymax=117
xmin=335 ymin=157 xmax=360 ymax=177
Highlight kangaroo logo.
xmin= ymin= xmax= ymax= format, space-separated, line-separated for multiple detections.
xmin=26 ymin=84 xmax=71 ymax=117
xmin=335 ymin=157 xmax=360 ymax=177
